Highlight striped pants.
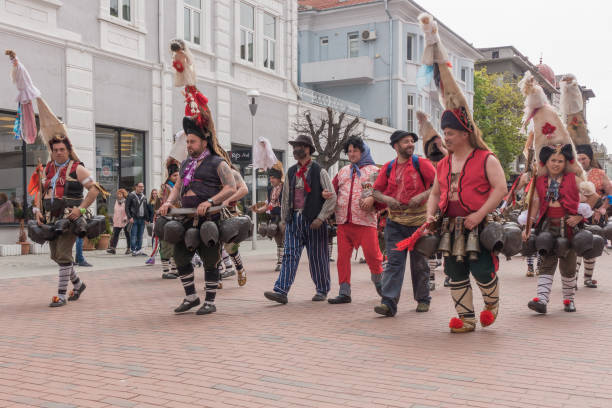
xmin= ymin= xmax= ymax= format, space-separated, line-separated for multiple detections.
xmin=273 ymin=212 xmax=330 ymax=295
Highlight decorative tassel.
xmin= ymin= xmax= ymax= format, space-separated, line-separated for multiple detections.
xmin=394 ymin=223 xmax=429 ymax=251
xmin=449 ymin=317 xmax=463 ymax=329
xmin=479 ymin=310 xmax=495 ymax=326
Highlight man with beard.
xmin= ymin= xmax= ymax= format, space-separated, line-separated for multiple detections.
xmin=425 ymin=110 xmax=507 ymax=332
xmin=158 ymin=117 xmax=236 ymax=315
xmin=372 ymin=131 xmax=436 ymax=316
xmin=264 ymin=135 xmax=336 ymax=304
xmin=35 ymin=136 xmax=100 ymax=307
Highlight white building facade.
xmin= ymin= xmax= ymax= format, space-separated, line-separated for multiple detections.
xmin=0 ymin=0 xmax=300 ymax=245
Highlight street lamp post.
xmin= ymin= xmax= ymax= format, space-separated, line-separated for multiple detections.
xmin=247 ymin=90 xmax=260 ymax=250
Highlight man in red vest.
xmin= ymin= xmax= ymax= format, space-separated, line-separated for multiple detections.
xmin=426 ymin=108 xmax=507 ymax=333
xmin=34 ymin=136 xmax=100 ymax=307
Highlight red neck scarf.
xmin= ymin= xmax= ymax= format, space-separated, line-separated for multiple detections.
xmin=296 ymin=160 xmax=312 ymax=193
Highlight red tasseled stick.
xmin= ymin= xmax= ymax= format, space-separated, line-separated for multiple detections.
xmin=394 ymin=223 xmax=429 ymax=251
xmin=449 ymin=317 xmax=463 ymax=329
xmin=480 ymin=310 xmax=495 ymax=327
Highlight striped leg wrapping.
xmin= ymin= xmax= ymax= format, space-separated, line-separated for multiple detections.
xmin=222 ymin=248 xmax=233 ymax=269
xmin=476 ymin=276 xmax=499 ymax=307
xmin=562 ymin=276 xmax=576 ymax=301
xmin=57 ymin=265 xmax=72 ymax=298
xmin=178 ymin=269 xmax=196 ymax=296
xmin=230 ymin=251 xmax=244 ymax=271
xmin=277 ymin=246 xmax=284 ymax=266
xmin=583 ymin=258 xmax=596 ymax=279
xmin=69 ymin=266 xmax=81 ymax=290
xmin=536 ymin=274 xmax=554 ymax=304
xmin=450 ymin=279 xmax=474 ymax=319
xmin=161 ymin=259 xmax=170 ymax=273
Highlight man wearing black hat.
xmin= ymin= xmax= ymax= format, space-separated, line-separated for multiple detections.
xmin=159 ymin=116 xmax=237 ymax=315
xmin=426 ymin=108 xmax=507 ymax=333
xmin=264 ymin=134 xmax=337 ymax=304
xmin=372 ymin=131 xmax=436 ymax=316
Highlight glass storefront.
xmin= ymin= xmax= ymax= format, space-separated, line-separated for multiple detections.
xmin=0 ymin=110 xmax=48 ymax=225
xmin=230 ymin=144 xmax=284 ymax=211
xmin=96 ymin=125 xmax=145 ymax=215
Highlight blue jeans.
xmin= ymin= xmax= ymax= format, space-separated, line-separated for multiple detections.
xmin=75 ymin=237 xmax=85 ymax=264
xmin=381 ymin=220 xmax=431 ymax=315
xmin=130 ymin=218 xmax=145 ymax=252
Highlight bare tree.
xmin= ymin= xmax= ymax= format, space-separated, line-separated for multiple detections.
xmin=292 ymin=107 xmax=363 ymax=171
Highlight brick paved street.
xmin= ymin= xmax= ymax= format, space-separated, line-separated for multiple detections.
xmin=1 ymin=246 xmax=612 ymax=408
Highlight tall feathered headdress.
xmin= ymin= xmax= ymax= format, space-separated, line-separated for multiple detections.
xmin=416 ymin=111 xmax=446 ymax=163
xmin=518 ymin=71 xmax=583 ymax=178
xmin=418 ymin=14 xmax=489 ymax=151
xmin=559 ymin=74 xmax=589 ymax=146
xmin=170 ymin=39 xmax=230 ymax=164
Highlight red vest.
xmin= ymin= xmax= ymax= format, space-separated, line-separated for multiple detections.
xmin=438 ymin=149 xmax=493 ymax=214
xmin=44 ymin=161 xmax=81 ymax=199
xmin=535 ymin=173 xmax=579 ymax=225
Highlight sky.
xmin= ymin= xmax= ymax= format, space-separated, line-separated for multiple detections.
xmin=421 ymin=0 xmax=612 ymax=151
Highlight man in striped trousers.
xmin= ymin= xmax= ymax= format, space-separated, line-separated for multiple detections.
xmin=264 ymin=135 xmax=337 ymax=304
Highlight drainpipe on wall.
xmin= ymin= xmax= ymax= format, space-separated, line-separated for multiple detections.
xmin=158 ymin=0 xmax=167 ymax=177
xmin=384 ymin=0 xmax=393 ymax=128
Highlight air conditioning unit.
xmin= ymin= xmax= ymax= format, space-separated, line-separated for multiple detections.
xmin=361 ymin=30 xmax=377 ymax=41
xmin=374 ymin=117 xmax=389 ymax=126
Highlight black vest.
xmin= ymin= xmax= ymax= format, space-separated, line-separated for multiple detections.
xmin=286 ymin=161 xmax=324 ymax=224
xmin=180 ymin=154 xmax=224 ymax=204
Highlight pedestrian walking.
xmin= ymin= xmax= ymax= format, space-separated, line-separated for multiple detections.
xmin=264 ymin=134 xmax=337 ymax=304
xmin=107 ymin=189 xmax=131 ymax=255
xmin=372 ymin=130 xmax=436 ymax=315
xmin=126 ymin=182 xmax=151 ymax=256
xmin=327 ymin=136 xmax=383 ymax=304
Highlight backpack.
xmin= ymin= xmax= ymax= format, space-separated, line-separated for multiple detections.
xmin=385 ymin=155 xmax=427 ymax=188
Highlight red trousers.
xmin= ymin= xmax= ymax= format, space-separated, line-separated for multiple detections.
xmin=337 ymin=223 xmax=383 ymax=285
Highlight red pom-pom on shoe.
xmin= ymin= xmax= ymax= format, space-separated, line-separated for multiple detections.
xmin=449 ymin=317 xmax=464 ymax=329
xmin=563 ymin=299 xmax=571 ymax=305
xmin=480 ymin=310 xmax=495 ymax=327
xmin=532 ymin=297 xmax=540 ymax=302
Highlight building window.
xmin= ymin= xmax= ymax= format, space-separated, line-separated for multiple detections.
xmin=263 ymin=12 xmax=276 ymax=70
xmin=348 ymin=32 xmax=359 ymax=58
xmin=183 ymin=0 xmax=202 ymax=45
xmin=492 ymin=50 xmax=499 ymax=59
xmin=0 ymin=110 xmax=47 ymax=225
xmin=110 ymin=0 xmax=131 ymax=22
xmin=96 ymin=126 xmax=145 ymax=215
xmin=461 ymin=67 xmax=467 ymax=82
xmin=406 ymin=94 xmax=414 ymax=132
xmin=240 ymin=2 xmax=255 ymax=63
xmin=320 ymin=36 xmax=329 ymax=61
xmin=406 ymin=34 xmax=414 ymax=61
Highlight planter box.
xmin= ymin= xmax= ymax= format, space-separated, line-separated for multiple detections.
xmin=31 ymin=242 xmax=50 ymax=254
xmin=0 ymin=244 xmax=22 ymax=256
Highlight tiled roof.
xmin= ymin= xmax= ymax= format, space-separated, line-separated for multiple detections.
xmin=298 ymin=0 xmax=379 ymax=11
